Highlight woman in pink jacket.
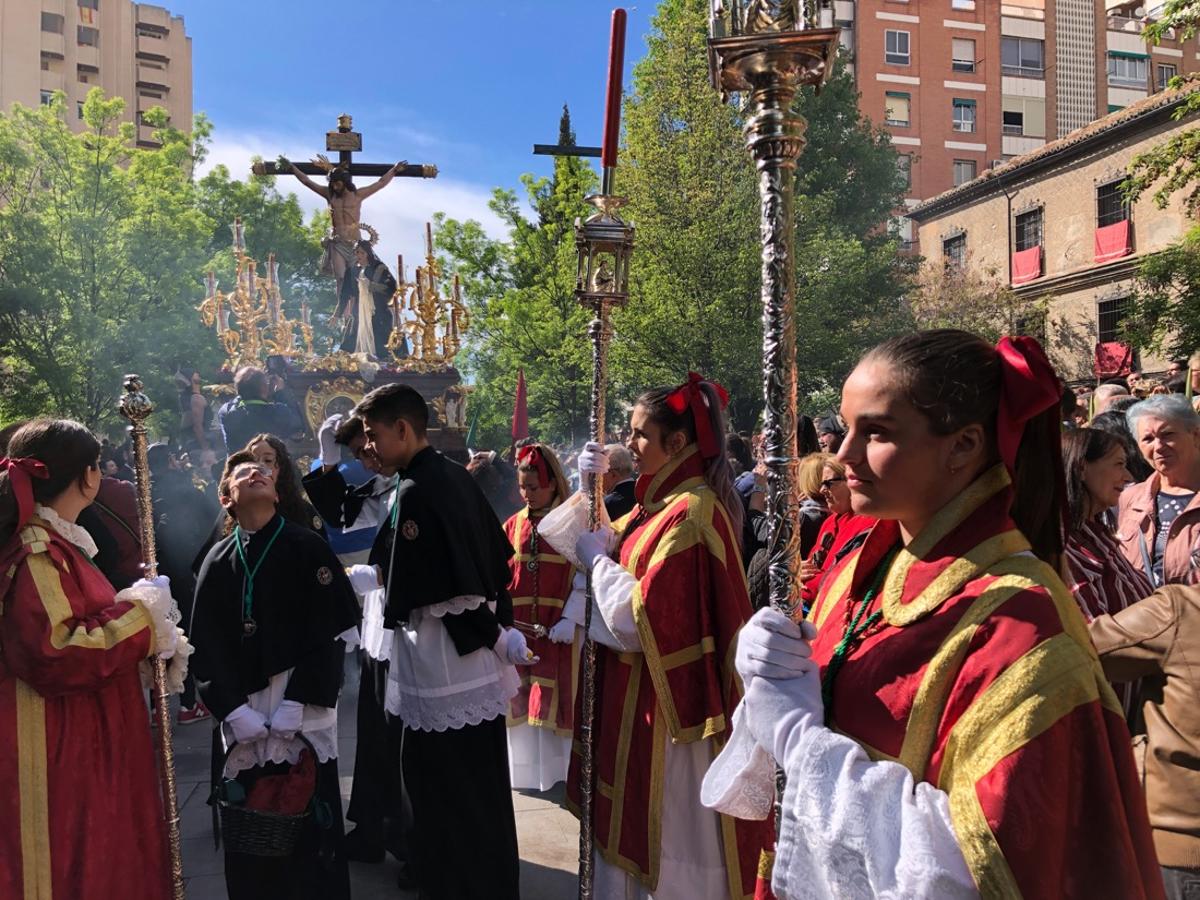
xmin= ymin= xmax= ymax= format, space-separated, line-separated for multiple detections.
xmin=1118 ymin=395 xmax=1200 ymax=587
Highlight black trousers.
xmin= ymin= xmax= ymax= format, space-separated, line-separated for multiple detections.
xmin=346 ymin=653 xmax=409 ymax=857
xmin=223 ymin=756 xmax=350 ymax=900
xmin=402 ymin=715 xmax=521 ymax=900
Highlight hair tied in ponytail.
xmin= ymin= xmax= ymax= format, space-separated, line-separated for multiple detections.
xmin=0 ymin=457 xmax=50 ymax=531
xmin=664 ymin=372 xmax=730 ymax=460
xmin=995 ymin=337 xmax=1060 ymax=473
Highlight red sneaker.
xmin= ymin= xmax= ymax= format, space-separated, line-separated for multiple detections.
xmin=178 ymin=703 xmax=212 ymax=726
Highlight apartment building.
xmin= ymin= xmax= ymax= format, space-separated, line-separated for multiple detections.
xmin=833 ymin=0 xmax=1199 ymax=249
xmin=907 ymin=84 xmax=1200 ymax=379
xmin=0 ymin=0 xmax=191 ymax=147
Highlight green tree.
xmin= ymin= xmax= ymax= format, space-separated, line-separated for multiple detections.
xmin=0 ymin=89 xmax=327 ymax=433
xmin=1124 ymin=224 xmax=1200 ymax=360
xmin=436 ymin=106 xmax=599 ymax=450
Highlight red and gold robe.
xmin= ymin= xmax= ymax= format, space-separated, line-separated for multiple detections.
xmin=0 ymin=516 xmax=170 ymax=900
xmin=808 ymin=464 xmax=1162 ymax=898
xmin=567 ymin=446 xmax=774 ymax=900
xmin=504 ymin=506 xmax=578 ymax=734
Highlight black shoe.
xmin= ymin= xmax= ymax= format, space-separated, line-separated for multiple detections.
xmin=342 ymin=827 xmax=385 ymax=864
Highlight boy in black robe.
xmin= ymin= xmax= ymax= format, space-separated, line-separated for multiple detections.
xmin=191 ymin=451 xmax=360 ymax=900
xmin=356 ymin=383 xmax=533 ymax=900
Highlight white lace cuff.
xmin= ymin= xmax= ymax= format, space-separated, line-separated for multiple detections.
xmin=425 ymin=594 xmax=487 ymax=618
xmin=538 ymin=491 xmax=611 ymax=569
xmin=115 ymin=582 xmax=179 ymax=655
xmin=773 ymin=725 xmax=978 ymax=899
xmin=590 ymin=557 xmax=641 ymax=652
xmin=700 ymin=703 xmax=776 ymax=820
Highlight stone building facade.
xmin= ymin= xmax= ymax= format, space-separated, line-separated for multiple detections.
xmin=908 ymin=84 xmax=1199 ymax=379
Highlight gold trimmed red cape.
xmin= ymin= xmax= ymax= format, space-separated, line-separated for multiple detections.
xmin=566 ymin=446 xmax=774 ymax=899
xmin=504 ymin=506 xmax=578 ymax=734
xmin=808 ymin=465 xmax=1163 ymax=899
xmin=0 ymin=517 xmax=170 ymax=899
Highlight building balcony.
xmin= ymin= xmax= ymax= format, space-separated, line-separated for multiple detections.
xmin=76 ymin=44 xmax=99 ymax=67
xmin=137 ymin=123 xmax=161 ymax=146
xmin=1003 ymin=134 xmax=1045 ymax=155
xmin=135 ymin=5 xmax=172 ymax=29
xmin=136 ymin=35 xmax=169 ymax=59
xmin=136 ymin=66 xmax=170 ymax=89
xmin=1107 ymin=14 xmax=1146 ymax=33
xmin=41 ymin=31 xmax=65 ymax=57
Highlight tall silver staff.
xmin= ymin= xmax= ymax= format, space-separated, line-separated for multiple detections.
xmin=707 ymin=0 xmax=840 ymax=827
xmin=119 ymin=374 xmax=186 ymax=900
xmin=573 ymin=10 xmax=635 ymax=898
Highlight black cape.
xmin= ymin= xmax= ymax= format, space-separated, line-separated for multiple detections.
xmin=190 ymin=513 xmax=360 ymax=719
xmin=376 ymin=446 xmax=514 ymax=654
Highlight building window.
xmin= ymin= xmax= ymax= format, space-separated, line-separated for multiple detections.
xmin=1001 ymin=37 xmax=1044 ymax=78
xmin=40 ymin=90 xmax=54 ymax=106
xmin=77 ymin=100 xmax=85 ymax=120
xmin=943 ymin=233 xmax=967 ymax=268
xmin=1107 ymin=53 xmax=1148 ymax=88
xmin=885 ymin=30 xmax=910 ymax=66
xmin=1097 ymin=180 xmax=1129 ymax=227
xmin=137 ymin=26 xmax=165 ymax=39
xmin=1097 ymin=296 xmax=1132 ymax=344
xmin=78 ymin=64 xmax=99 ymax=83
xmin=897 ymin=153 xmax=912 ymax=190
xmin=41 ymin=57 xmax=50 ymax=72
xmin=1015 ymin=208 xmax=1043 ymax=251
xmin=77 ymin=26 xmax=100 ymax=47
xmin=951 ymin=0 xmax=976 ymax=8
xmin=139 ymin=89 xmax=165 ymax=99
xmin=953 ymin=159 xmax=977 ymax=186
xmin=78 ymin=0 xmax=99 ymax=8
xmin=952 ymin=38 xmax=976 ymax=73
xmin=41 ymin=12 xmax=65 ymax=34
xmin=1002 ymin=109 xmax=1024 ymax=135
xmin=885 ymin=92 xmax=911 ymax=126
xmin=952 ymin=98 xmax=976 ymax=133
xmin=1155 ymin=62 xmax=1177 ymax=90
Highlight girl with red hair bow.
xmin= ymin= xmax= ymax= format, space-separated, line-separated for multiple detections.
xmin=704 ymin=330 xmax=1162 ymax=899
xmin=562 ymin=374 xmax=774 ymax=900
xmin=503 ymin=442 xmax=580 ymax=791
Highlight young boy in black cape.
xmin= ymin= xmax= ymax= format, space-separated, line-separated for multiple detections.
xmin=190 ymin=451 xmax=360 ymax=900
xmin=356 ymin=383 xmax=535 ymax=900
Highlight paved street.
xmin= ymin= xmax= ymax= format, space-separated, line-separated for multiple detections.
xmin=174 ymin=658 xmax=579 ymax=899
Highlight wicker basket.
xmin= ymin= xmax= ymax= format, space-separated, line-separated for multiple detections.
xmin=216 ymin=734 xmax=318 ymax=857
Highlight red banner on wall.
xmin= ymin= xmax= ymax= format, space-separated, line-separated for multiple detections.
xmin=1094 ymin=220 xmax=1132 ymax=263
xmin=1011 ymin=246 xmax=1042 ymax=284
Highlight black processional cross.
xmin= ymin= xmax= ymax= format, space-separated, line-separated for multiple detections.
xmin=251 ymin=113 xmax=439 ymax=181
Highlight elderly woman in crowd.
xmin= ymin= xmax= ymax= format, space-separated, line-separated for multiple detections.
xmin=1119 ymin=395 xmax=1200 ymax=587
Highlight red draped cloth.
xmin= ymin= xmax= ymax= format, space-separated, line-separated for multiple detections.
xmin=504 ymin=507 xmax=578 ymax=733
xmin=566 ymin=447 xmax=774 ymax=899
xmin=0 ymin=517 xmax=170 ymax=899
xmin=808 ymin=466 xmax=1162 ymax=898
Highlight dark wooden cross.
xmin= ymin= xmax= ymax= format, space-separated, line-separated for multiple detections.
xmin=251 ymin=113 xmax=438 ymax=181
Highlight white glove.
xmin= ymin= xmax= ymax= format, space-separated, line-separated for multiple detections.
xmin=577 ymin=441 xmax=610 ymax=476
xmin=735 ymin=608 xmax=818 ymax=683
xmin=226 ymin=704 xmax=269 ymax=744
xmin=575 ymin=526 xmax=615 ymax=573
xmin=124 ymin=577 xmax=179 ymax=656
xmin=134 ymin=574 xmax=172 ymax=594
xmin=269 ymin=699 xmax=305 ymax=739
xmin=318 ymin=413 xmax=343 ymax=464
xmin=742 ymin=664 xmax=823 ymax=763
xmin=494 ymin=627 xmax=539 ymax=666
xmin=345 ymin=563 xmax=382 ymax=596
xmin=548 ymin=618 xmax=575 ymax=644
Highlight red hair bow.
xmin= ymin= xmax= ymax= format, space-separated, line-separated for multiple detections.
xmin=995 ymin=336 xmax=1061 ymax=473
xmin=516 ymin=444 xmax=550 ymax=489
xmin=665 ymin=372 xmax=730 ymax=461
xmin=0 ymin=457 xmax=50 ymax=532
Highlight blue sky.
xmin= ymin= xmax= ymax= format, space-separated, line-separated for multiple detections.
xmin=172 ymin=0 xmax=656 ymax=270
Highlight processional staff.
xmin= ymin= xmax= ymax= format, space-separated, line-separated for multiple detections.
xmin=570 ymin=10 xmax=635 ymax=899
xmin=119 ymin=375 xmax=186 ymax=900
xmin=706 ymin=0 xmax=841 ymax=826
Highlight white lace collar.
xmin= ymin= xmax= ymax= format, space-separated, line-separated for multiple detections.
xmin=34 ymin=504 xmax=99 ymax=558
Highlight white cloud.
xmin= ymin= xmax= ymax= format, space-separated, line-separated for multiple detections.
xmin=198 ymin=130 xmax=507 ymax=291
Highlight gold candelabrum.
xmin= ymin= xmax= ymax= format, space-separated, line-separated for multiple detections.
xmin=197 ymin=217 xmax=315 ymax=369
xmin=386 ymin=222 xmax=470 ymax=371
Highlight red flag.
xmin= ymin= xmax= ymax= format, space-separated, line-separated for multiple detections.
xmin=512 ymin=369 xmax=529 ymax=447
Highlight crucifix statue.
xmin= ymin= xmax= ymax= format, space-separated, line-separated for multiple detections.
xmin=253 ymin=114 xmax=438 ymax=322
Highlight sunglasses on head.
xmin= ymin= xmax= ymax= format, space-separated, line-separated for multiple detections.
xmin=820 ymin=476 xmax=846 ymax=490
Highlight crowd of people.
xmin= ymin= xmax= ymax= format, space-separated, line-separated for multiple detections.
xmin=1 ymin=333 xmax=1199 ymax=899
